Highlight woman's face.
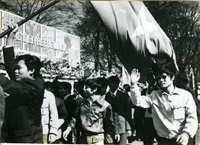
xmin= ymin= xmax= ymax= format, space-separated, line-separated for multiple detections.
xmin=15 ymin=60 xmax=33 ymax=81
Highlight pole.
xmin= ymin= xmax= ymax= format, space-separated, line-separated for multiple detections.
xmin=0 ymin=0 xmax=61 ymax=38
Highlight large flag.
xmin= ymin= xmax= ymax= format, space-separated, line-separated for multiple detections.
xmin=91 ymin=1 xmax=178 ymax=83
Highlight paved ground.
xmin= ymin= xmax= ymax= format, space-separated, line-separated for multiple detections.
xmin=129 ymin=141 xmax=143 ymax=145
xmin=129 ymin=140 xmax=158 ymax=145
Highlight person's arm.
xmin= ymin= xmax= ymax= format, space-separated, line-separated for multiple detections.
xmin=182 ymin=92 xmax=198 ymax=138
xmin=63 ymin=116 xmax=77 ymax=141
xmin=3 ymin=46 xmax=16 ymax=80
xmin=59 ymin=101 xmax=68 ymax=121
xmin=130 ymin=69 xmax=152 ymax=108
xmin=48 ymin=92 xmax=59 ymax=142
xmin=3 ymin=24 xmax=18 ymax=80
xmin=0 ymin=85 xmax=5 ymax=130
xmin=125 ymin=93 xmax=132 ymax=135
xmin=176 ymin=92 xmax=198 ymax=145
xmin=103 ymin=103 xmax=114 ymax=143
xmin=0 ymin=75 xmax=44 ymax=102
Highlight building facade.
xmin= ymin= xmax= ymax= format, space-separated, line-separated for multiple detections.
xmin=0 ymin=9 xmax=80 ymax=68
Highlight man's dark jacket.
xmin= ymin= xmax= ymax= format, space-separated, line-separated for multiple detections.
xmin=0 ymin=85 xmax=5 ymax=142
xmin=105 ymin=89 xmax=132 ymax=135
xmin=0 ymin=46 xmax=44 ymax=143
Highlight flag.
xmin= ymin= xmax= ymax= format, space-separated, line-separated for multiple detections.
xmin=91 ymin=1 xmax=178 ymax=83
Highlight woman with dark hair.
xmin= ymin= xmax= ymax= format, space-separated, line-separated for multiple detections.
xmin=0 ymin=25 xmax=44 ymax=143
xmin=63 ymin=78 xmax=114 ymax=144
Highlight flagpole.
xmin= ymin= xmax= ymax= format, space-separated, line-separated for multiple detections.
xmin=0 ymin=0 xmax=61 ymax=38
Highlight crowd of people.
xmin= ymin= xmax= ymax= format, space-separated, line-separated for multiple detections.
xmin=0 ymin=24 xmax=200 ymax=145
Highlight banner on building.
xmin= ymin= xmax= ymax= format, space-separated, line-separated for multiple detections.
xmin=0 ymin=9 xmax=80 ymax=67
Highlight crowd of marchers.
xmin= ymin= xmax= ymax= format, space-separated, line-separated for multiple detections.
xmin=0 ymin=24 xmax=200 ymax=145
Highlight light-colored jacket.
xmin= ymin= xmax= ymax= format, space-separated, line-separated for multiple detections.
xmin=41 ymin=90 xmax=59 ymax=135
xmin=131 ymin=86 xmax=198 ymax=139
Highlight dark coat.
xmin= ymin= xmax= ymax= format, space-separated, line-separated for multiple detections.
xmin=64 ymin=94 xmax=82 ymax=125
xmin=105 ymin=89 xmax=132 ymax=134
xmin=0 ymin=46 xmax=44 ymax=143
xmin=0 ymin=85 xmax=5 ymax=142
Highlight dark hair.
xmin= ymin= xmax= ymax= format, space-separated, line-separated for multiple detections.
xmin=123 ymin=84 xmax=130 ymax=92
xmin=97 ymin=77 xmax=108 ymax=95
xmin=75 ymin=79 xmax=86 ymax=98
xmin=45 ymin=81 xmax=52 ymax=89
xmin=16 ymin=54 xmax=42 ymax=78
xmin=58 ymin=82 xmax=72 ymax=94
xmin=84 ymin=78 xmax=101 ymax=95
xmin=152 ymin=62 xmax=177 ymax=77
xmin=175 ymin=73 xmax=188 ymax=88
xmin=108 ymin=75 xmax=120 ymax=84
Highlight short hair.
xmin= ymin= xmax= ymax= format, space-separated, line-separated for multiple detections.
xmin=84 ymin=78 xmax=101 ymax=95
xmin=16 ymin=54 xmax=42 ymax=78
xmin=108 ymin=75 xmax=120 ymax=84
xmin=58 ymin=82 xmax=72 ymax=94
xmin=123 ymin=84 xmax=130 ymax=92
xmin=45 ymin=81 xmax=52 ymax=89
xmin=152 ymin=62 xmax=177 ymax=77
xmin=97 ymin=77 xmax=108 ymax=95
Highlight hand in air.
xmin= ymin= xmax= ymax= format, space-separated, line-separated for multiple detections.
xmin=6 ymin=23 xmax=18 ymax=46
xmin=130 ymin=69 xmax=140 ymax=84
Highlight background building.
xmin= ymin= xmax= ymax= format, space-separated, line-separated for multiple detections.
xmin=0 ymin=9 xmax=80 ymax=68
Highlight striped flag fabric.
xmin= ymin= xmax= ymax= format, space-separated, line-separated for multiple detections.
xmin=91 ymin=1 xmax=178 ymax=83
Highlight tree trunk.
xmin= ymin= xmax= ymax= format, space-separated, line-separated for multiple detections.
xmin=94 ymin=23 xmax=100 ymax=72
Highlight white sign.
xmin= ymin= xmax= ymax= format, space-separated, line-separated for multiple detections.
xmin=0 ymin=10 xmax=80 ymax=67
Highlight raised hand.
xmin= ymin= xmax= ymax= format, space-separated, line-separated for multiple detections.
xmin=6 ymin=23 xmax=18 ymax=47
xmin=130 ymin=69 xmax=140 ymax=84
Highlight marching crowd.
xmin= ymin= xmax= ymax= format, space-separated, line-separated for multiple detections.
xmin=0 ymin=25 xmax=200 ymax=145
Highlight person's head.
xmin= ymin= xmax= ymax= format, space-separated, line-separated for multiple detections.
xmin=97 ymin=77 xmax=108 ymax=96
xmin=108 ymin=75 xmax=120 ymax=92
xmin=123 ymin=84 xmax=130 ymax=93
xmin=84 ymin=78 xmax=101 ymax=97
xmin=174 ymin=73 xmax=188 ymax=88
xmin=147 ymin=72 xmax=156 ymax=86
xmin=15 ymin=54 xmax=42 ymax=81
xmin=58 ymin=82 xmax=72 ymax=98
xmin=152 ymin=62 xmax=177 ymax=89
xmin=45 ymin=81 xmax=53 ymax=92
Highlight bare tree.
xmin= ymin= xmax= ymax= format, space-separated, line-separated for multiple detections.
xmin=0 ymin=0 xmax=78 ymax=31
xmin=74 ymin=1 xmax=121 ymax=72
xmin=145 ymin=1 xmax=200 ymax=93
